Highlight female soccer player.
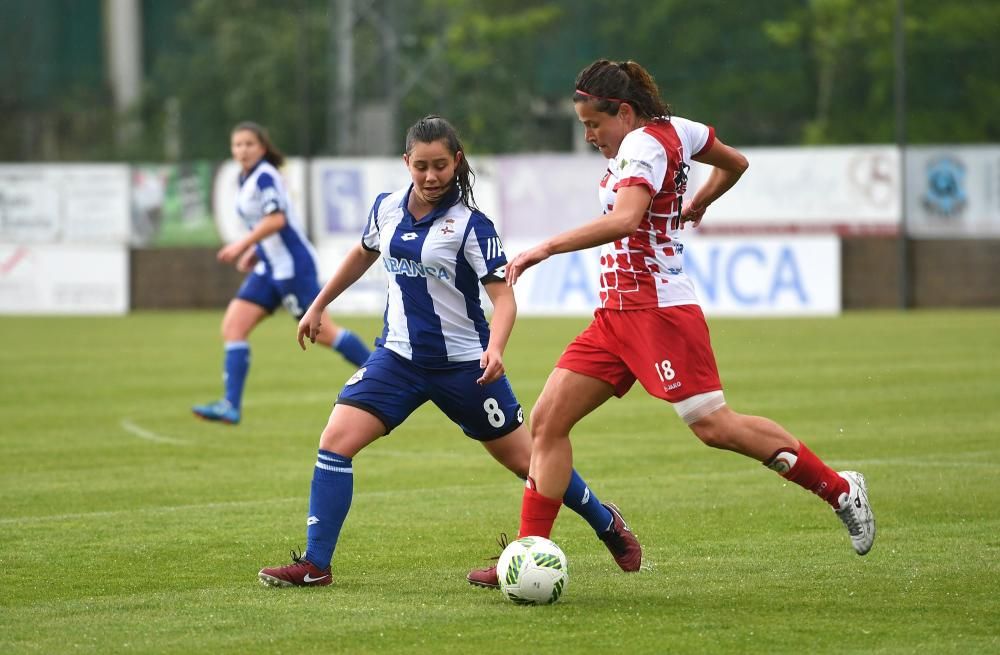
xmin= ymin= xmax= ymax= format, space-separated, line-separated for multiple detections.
xmin=192 ymin=122 xmax=370 ymax=425
xmin=258 ymin=116 xmax=640 ymax=587
xmin=483 ymin=59 xmax=876 ymax=563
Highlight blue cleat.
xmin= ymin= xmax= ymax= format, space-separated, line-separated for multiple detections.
xmin=192 ymin=399 xmax=241 ymax=425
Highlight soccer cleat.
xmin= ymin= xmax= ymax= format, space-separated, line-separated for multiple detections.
xmin=466 ymin=564 xmax=500 ymax=589
xmin=598 ymin=502 xmax=642 ymax=572
xmin=834 ymin=471 xmax=876 ymax=555
xmin=466 ymin=533 xmax=508 ymax=589
xmin=259 ymin=550 xmax=332 ymax=587
xmin=192 ymin=399 xmax=240 ymax=425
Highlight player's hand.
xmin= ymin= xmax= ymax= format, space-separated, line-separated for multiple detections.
xmin=217 ymin=242 xmax=246 ymax=264
xmin=296 ymin=308 xmax=324 ymax=350
xmin=505 ymin=245 xmax=552 ymax=286
xmin=477 ymin=349 xmax=505 ymax=386
xmin=235 ymin=249 xmax=257 ymax=273
xmin=680 ymin=202 xmax=706 ymax=229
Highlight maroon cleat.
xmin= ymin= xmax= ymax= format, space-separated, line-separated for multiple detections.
xmin=598 ymin=503 xmax=642 ymax=572
xmin=466 ymin=533 xmax=509 ymax=589
xmin=466 ymin=564 xmax=500 ymax=589
xmin=259 ymin=550 xmax=332 ymax=587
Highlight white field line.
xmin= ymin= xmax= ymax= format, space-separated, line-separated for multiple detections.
xmin=120 ymin=418 xmax=190 ymax=446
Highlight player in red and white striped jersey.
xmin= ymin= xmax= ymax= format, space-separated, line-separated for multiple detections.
xmin=500 ymin=59 xmax=875 ymax=558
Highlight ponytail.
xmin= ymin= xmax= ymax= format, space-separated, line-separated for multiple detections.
xmin=573 ymin=59 xmax=671 ymax=120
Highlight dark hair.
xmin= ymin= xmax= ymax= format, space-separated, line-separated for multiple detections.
xmin=573 ymin=59 xmax=672 ymax=121
xmin=404 ymin=115 xmax=477 ymax=210
xmin=231 ymin=121 xmax=285 ymax=168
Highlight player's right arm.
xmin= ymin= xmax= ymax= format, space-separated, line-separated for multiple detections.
xmin=682 ymin=138 xmax=749 ymax=227
xmin=298 ymin=243 xmax=380 ymax=349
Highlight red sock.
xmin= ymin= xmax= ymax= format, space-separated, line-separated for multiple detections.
xmin=518 ymin=482 xmax=562 ymax=539
xmin=765 ymin=442 xmax=848 ymax=507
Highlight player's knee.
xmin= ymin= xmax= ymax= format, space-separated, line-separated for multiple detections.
xmin=690 ymin=421 xmax=732 ymax=450
xmin=687 ymin=405 xmax=739 ymax=451
xmin=505 ymin=455 xmax=530 ymax=478
xmin=528 ymin=403 xmax=561 ymax=442
xmin=318 ymin=422 xmax=353 ymax=453
xmin=221 ymin=319 xmax=247 ymax=341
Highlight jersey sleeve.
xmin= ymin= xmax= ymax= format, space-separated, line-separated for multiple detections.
xmin=671 ymin=116 xmax=716 ymax=158
xmin=361 ymin=192 xmax=390 ymax=252
xmin=255 ymin=172 xmax=287 ymax=216
xmin=464 ymin=212 xmax=507 ymax=282
xmin=613 ymin=131 xmax=668 ymax=195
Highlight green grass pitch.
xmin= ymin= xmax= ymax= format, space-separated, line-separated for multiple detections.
xmin=1 ymin=310 xmax=998 ymax=653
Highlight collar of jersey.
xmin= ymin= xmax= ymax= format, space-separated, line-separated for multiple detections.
xmin=401 ymin=184 xmax=460 ymax=225
xmin=238 ymin=158 xmax=266 ymax=187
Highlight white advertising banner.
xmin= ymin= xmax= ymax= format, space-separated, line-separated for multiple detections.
xmin=315 ymin=238 xmax=389 ymax=314
xmin=0 ymin=243 xmax=129 ymax=314
xmin=309 ymin=157 xmax=500 ymax=243
xmin=689 ymin=146 xmax=900 ymax=233
xmin=494 ymin=154 xmax=607 ymax=238
xmin=318 ymin=235 xmax=840 ymax=317
xmin=505 ymin=235 xmax=841 ymax=317
xmin=492 ymin=148 xmax=901 ymax=237
xmin=0 ymin=164 xmax=131 ymax=243
xmin=904 ymin=145 xmax=1000 ymax=238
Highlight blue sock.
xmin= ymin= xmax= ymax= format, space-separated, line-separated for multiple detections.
xmin=332 ymin=329 xmax=371 ymax=367
xmin=304 ymin=450 xmax=354 ymax=569
xmin=562 ymin=469 xmax=614 ymax=534
xmin=223 ymin=341 xmax=250 ymax=409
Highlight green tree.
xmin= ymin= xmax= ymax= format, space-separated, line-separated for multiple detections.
xmin=136 ymin=0 xmax=564 ymax=159
xmin=763 ymin=0 xmax=1000 ymax=144
xmin=529 ymin=0 xmax=817 ymax=147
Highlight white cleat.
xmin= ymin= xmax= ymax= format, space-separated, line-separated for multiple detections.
xmin=835 ymin=471 xmax=876 ymax=555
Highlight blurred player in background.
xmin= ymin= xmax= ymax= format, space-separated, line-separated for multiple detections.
xmin=258 ymin=115 xmax=640 ymax=588
xmin=475 ymin=59 xmax=875 ymax=568
xmin=192 ymin=122 xmax=371 ymax=425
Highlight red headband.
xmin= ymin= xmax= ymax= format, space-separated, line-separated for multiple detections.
xmin=574 ymin=89 xmax=626 ymax=104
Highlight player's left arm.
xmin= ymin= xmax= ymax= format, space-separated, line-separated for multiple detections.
xmin=218 ymin=211 xmax=287 ymax=264
xmin=682 ymin=139 xmax=749 ymax=227
xmin=479 ymin=279 xmax=516 ymax=386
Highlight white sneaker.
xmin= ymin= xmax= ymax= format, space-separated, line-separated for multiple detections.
xmin=835 ymin=471 xmax=875 ymax=555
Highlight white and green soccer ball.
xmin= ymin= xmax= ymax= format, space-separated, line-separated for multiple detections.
xmin=496 ymin=536 xmax=568 ymax=605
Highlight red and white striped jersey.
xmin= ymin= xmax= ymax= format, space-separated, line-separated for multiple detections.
xmin=597 ymin=116 xmax=715 ymax=310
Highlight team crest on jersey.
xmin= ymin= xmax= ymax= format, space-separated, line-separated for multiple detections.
xmin=435 ymin=217 xmax=458 ymax=237
xmin=345 ymin=367 xmax=366 ymax=385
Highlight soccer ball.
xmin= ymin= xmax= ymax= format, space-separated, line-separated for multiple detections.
xmin=496 ymin=536 xmax=568 ymax=605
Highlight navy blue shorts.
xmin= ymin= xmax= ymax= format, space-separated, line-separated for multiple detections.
xmin=336 ymin=347 xmax=525 ymax=441
xmin=236 ymin=270 xmax=320 ymax=319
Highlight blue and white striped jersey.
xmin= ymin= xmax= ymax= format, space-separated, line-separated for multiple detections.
xmin=362 ymin=185 xmax=508 ymax=365
xmin=237 ymin=160 xmax=319 ymax=281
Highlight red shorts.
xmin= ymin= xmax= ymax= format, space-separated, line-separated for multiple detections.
xmin=556 ymin=305 xmax=722 ymax=403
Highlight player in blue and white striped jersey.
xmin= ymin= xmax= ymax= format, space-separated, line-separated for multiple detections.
xmin=259 ymin=116 xmax=640 ymax=588
xmin=192 ymin=122 xmax=370 ymax=425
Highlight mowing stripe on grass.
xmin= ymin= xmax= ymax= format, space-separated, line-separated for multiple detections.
xmin=0 ymin=482 xmax=520 ymax=526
